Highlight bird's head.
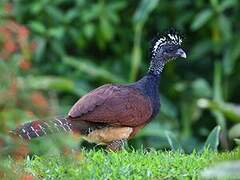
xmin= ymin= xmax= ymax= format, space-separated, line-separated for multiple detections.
xmin=150 ymin=30 xmax=186 ymax=62
xmin=148 ymin=29 xmax=186 ymax=75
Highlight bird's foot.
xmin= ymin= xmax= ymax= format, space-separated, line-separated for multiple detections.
xmin=106 ymin=139 xmax=127 ymax=152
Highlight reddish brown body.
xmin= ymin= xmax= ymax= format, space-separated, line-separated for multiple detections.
xmin=69 ymin=84 xmax=152 ymax=126
xmin=68 ymin=84 xmax=153 ymax=147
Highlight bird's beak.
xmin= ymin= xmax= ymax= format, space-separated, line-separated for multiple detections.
xmin=176 ymin=48 xmax=187 ymax=59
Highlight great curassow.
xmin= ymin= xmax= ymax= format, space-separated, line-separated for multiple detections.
xmin=11 ymin=30 xmax=187 ymax=151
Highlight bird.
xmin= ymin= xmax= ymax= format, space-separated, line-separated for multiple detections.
xmin=11 ymin=30 xmax=187 ymax=151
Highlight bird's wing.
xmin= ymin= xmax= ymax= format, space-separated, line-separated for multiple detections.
xmin=68 ymin=84 xmax=153 ymax=127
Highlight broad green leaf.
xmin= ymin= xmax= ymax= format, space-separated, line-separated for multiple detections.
xmin=191 ymin=78 xmax=212 ymax=98
xmin=63 ymin=56 xmax=125 ymax=83
xmin=99 ymin=18 xmax=114 ymax=41
xmin=234 ymin=139 xmax=240 ymax=145
xmin=191 ymin=9 xmax=213 ymax=30
xmin=219 ymin=0 xmax=237 ymax=12
xmin=218 ymin=14 xmax=231 ymax=40
xmin=133 ymin=0 xmax=159 ymax=25
xmin=220 ymin=103 xmax=240 ymax=122
xmin=210 ymin=0 xmax=219 ymax=8
xmin=83 ymin=23 xmax=95 ymax=38
xmin=209 ymin=87 xmax=240 ymax=125
xmin=45 ymin=6 xmax=64 ymax=22
xmin=34 ymin=37 xmax=47 ymax=62
xmin=19 ymin=76 xmax=84 ymax=95
xmin=29 ymin=21 xmax=46 ymax=34
xmin=64 ymin=9 xmax=79 ymax=23
xmin=48 ymin=27 xmax=65 ymax=39
xmin=31 ymin=2 xmax=44 ymax=14
xmin=229 ymin=124 xmax=240 ymax=139
xmin=165 ymin=131 xmax=184 ymax=153
xmin=108 ymin=1 xmax=126 ymax=11
xmin=198 ymin=99 xmax=240 ymax=122
xmin=203 ymin=126 xmax=221 ymax=151
xmin=223 ymin=39 xmax=240 ymax=75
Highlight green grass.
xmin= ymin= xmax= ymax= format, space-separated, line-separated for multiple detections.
xmin=3 ymin=148 xmax=239 ymax=179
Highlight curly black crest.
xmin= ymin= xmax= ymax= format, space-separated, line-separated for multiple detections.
xmin=150 ymin=29 xmax=184 ymax=55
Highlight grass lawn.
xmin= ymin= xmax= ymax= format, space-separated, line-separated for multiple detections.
xmin=2 ymin=148 xmax=240 ymax=179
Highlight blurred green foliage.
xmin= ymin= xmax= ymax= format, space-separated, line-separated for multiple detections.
xmin=0 ymin=0 xmax=240 ymax=155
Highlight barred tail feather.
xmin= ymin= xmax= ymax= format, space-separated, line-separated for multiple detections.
xmin=10 ymin=117 xmax=72 ymax=140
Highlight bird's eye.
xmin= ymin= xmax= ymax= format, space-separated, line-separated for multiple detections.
xmin=166 ymin=47 xmax=174 ymax=53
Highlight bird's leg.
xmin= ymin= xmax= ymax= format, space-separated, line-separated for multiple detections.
xmin=106 ymin=139 xmax=127 ymax=151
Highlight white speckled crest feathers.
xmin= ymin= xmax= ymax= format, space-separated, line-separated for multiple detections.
xmin=151 ymin=30 xmax=183 ymax=54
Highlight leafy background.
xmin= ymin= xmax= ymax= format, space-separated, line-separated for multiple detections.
xmin=0 ymin=0 xmax=240 ymax=156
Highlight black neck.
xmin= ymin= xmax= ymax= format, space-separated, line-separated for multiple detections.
xmin=146 ymin=71 xmax=161 ymax=82
xmin=133 ymin=71 xmax=161 ymax=119
xmin=134 ymin=71 xmax=160 ymax=93
xmin=148 ymin=55 xmax=165 ymax=76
